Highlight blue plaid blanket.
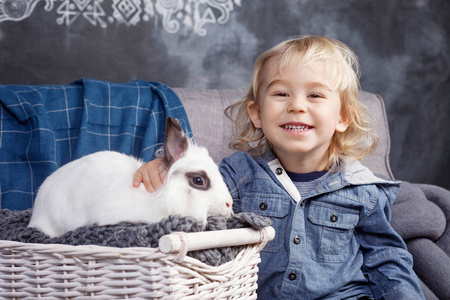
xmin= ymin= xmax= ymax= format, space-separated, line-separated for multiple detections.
xmin=0 ymin=79 xmax=192 ymax=210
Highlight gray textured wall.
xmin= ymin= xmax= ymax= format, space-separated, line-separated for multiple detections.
xmin=1 ymin=0 xmax=449 ymax=189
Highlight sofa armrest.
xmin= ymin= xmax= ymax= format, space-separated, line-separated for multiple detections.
xmin=359 ymin=91 xmax=394 ymax=180
xmin=417 ymin=184 xmax=450 ymax=255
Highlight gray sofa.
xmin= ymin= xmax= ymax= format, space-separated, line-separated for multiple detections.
xmin=174 ymin=88 xmax=450 ymax=300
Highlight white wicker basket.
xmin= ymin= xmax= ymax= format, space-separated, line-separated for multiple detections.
xmin=0 ymin=227 xmax=275 ymax=299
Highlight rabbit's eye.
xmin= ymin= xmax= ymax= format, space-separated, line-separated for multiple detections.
xmin=186 ymin=171 xmax=210 ymax=191
xmin=192 ymin=176 xmax=204 ymax=186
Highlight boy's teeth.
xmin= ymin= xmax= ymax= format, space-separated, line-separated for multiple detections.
xmin=284 ymin=124 xmax=309 ymax=131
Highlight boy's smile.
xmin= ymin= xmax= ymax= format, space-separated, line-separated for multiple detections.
xmin=247 ymin=58 xmax=350 ymax=173
xmin=281 ymin=122 xmax=313 ymax=133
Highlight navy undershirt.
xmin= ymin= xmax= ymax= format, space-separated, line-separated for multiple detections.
xmin=285 ymin=170 xmax=329 ymax=197
xmin=285 ymin=170 xmax=328 ymax=182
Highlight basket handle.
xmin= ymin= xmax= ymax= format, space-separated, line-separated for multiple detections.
xmin=158 ymin=226 xmax=275 ymax=261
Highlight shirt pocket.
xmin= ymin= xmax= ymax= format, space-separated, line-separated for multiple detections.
xmin=307 ymin=202 xmax=359 ymax=263
xmin=241 ymin=193 xmax=290 ymax=253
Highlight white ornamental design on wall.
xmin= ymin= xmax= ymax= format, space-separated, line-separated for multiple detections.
xmin=0 ymin=0 xmax=242 ymax=36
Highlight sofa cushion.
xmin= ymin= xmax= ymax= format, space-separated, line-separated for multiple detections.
xmin=391 ymin=181 xmax=446 ymax=241
xmin=174 ymin=88 xmax=245 ymax=163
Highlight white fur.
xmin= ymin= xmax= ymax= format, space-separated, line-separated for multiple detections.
xmin=28 ymin=144 xmax=233 ymax=238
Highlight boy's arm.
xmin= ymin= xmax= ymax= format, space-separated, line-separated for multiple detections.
xmin=133 ymin=158 xmax=167 ymax=192
xmin=359 ymin=186 xmax=425 ymax=300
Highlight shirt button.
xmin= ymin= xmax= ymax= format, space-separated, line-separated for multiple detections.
xmin=330 ymin=213 xmax=338 ymax=222
xmin=293 ymin=236 xmax=301 ymax=244
xmin=275 ymin=167 xmax=283 ymax=175
xmin=259 ymin=201 xmax=268 ymax=210
xmin=289 ymin=272 xmax=297 ymax=280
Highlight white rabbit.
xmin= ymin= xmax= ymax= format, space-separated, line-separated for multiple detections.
xmin=28 ymin=117 xmax=233 ymax=238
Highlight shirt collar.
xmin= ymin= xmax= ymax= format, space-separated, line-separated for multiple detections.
xmin=255 ymin=150 xmax=399 ymax=200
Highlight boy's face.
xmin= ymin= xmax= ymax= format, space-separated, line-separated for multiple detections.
xmin=247 ymin=58 xmax=349 ymax=173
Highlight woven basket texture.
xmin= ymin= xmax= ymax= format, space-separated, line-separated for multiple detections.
xmin=0 ymin=240 xmax=260 ymax=299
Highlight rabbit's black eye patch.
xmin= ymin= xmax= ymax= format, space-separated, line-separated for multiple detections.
xmin=186 ymin=171 xmax=210 ymax=190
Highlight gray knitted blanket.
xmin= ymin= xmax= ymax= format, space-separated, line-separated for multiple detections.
xmin=0 ymin=209 xmax=271 ymax=266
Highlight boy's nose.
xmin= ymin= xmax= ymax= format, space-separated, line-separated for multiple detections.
xmin=288 ymin=97 xmax=307 ymax=112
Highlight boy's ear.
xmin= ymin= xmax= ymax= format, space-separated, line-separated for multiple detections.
xmin=335 ymin=111 xmax=352 ymax=133
xmin=247 ymin=101 xmax=262 ymax=129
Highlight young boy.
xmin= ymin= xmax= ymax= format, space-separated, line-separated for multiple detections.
xmin=134 ymin=36 xmax=425 ymax=300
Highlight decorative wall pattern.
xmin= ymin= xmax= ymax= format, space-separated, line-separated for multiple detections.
xmin=0 ymin=0 xmax=242 ymax=35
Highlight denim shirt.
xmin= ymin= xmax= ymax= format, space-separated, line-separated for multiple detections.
xmin=219 ymin=150 xmax=425 ymax=300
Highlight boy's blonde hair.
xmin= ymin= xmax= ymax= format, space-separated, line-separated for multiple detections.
xmin=225 ymin=35 xmax=377 ymax=168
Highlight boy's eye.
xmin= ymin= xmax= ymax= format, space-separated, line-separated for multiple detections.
xmin=274 ymin=92 xmax=289 ymax=97
xmin=309 ymin=93 xmax=323 ymax=98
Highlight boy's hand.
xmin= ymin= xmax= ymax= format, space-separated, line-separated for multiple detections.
xmin=133 ymin=158 xmax=167 ymax=193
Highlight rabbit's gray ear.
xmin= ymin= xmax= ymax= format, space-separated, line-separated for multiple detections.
xmin=164 ymin=117 xmax=188 ymax=166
